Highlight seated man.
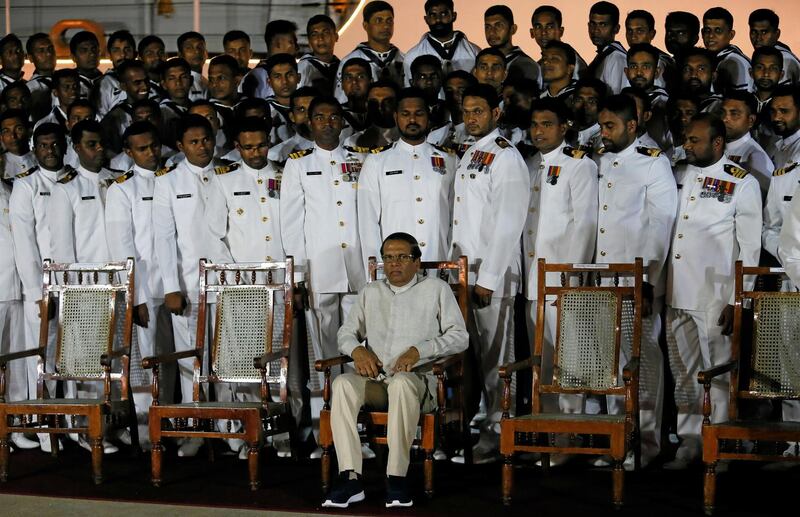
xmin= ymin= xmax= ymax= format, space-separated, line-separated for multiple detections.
xmin=322 ymin=232 xmax=468 ymax=509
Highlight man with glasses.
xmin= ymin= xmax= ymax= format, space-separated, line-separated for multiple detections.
xmin=322 ymin=232 xmax=467 ymax=509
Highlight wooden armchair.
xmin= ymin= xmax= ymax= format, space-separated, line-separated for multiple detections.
xmin=144 ymin=258 xmax=294 ymax=490
xmin=315 ymin=256 xmax=470 ymax=497
xmin=499 ymin=258 xmax=644 ymax=507
xmin=700 ymin=262 xmax=800 ymax=515
xmin=0 ymin=258 xmax=137 ymax=484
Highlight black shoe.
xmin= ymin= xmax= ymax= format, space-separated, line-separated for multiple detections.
xmin=322 ymin=471 xmax=366 ymax=508
xmin=385 ymin=475 xmax=413 ymax=508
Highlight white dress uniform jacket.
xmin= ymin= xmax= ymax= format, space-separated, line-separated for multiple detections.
xmin=9 ymin=165 xmax=69 ymax=300
xmin=762 ymin=161 xmax=800 ymax=261
xmin=0 ymin=182 xmax=21 ymax=303
xmin=770 ymin=129 xmax=800 ymax=171
xmin=280 ymin=144 xmax=366 ymax=294
xmin=596 ymin=140 xmax=677 ymax=294
xmin=668 ymin=158 xmax=762 ymax=309
xmin=206 ymin=160 xmax=284 ymax=262
xmin=152 ymin=159 xmax=233 ymax=301
xmin=403 ymin=32 xmax=480 ymax=87
xmin=49 ymin=165 xmax=118 ymax=263
xmin=357 ymin=139 xmax=457 ymax=264
xmin=450 ymin=129 xmax=530 ymax=297
xmin=523 ymin=142 xmax=598 ymax=299
xmin=105 ymin=164 xmax=164 ymax=303
xmin=3 ymin=151 xmax=37 ymax=181
xmin=725 ymin=132 xmax=774 ymax=197
xmin=779 ymin=187 xmax=800 ymax=285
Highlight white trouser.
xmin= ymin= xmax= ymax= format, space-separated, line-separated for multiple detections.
xmin=0 ymin=301 xmax=25 ymax=401
xmin=666 ymin=304 xmax=730 ymax=459
xmin=170 ymin=299 xmax=213 ymax=404
xmin=470 ymin=295 xmax=515 ymax=436
xmin=306 ymin=292 xmax=356 ymax=387
xmin=330 ymin=372 xmax=434 ymax=476
xmin=131 ymin=298 xmax=172 ymax=426
xmin=607 ymin=299 xmax=664 ymax=462
xmin=524 ymin=299 xmax=558 ymax=412
xmin=22 ymin=300 xmax=57 ymax=398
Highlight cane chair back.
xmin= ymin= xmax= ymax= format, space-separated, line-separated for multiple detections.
xmin=747 ymin=293 xmax=800 ymax=398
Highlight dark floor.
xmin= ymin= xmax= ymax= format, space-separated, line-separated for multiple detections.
xmin=0 ymin=440 xmax=794 ymax=516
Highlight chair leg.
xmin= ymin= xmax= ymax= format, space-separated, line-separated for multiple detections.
xmin=612 ymin=460 xmax=624 ymax=509
xmin=424 ymin=449 xmax=434 ymax=498
xmin=541 ymin=452 xmax=550 ymax=474
xmin=248 ymin=442 xmax=260 ymax=491
xmin=151 ymin=442 xmax=163 ymax=487
xmin=0 ymin=436 xmax=9 ymax=482
xmin=703 ymin=462 xmax=717 ymax=516
xmin=50 ymin=434 xmax=58 ymax=458
xmin=502 ymin=455 xmax=514 ymax=506
xmin=321 ymin=445 xmax=331 ymax=493
xmin=89 ymin=413 xmax=104 ymax=485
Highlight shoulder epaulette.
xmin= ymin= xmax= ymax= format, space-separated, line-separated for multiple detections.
xmin=636 ymin=146 xmax=663 ymax=158
xmin=154 ymin=163 xmax=177 ymax=177
xmin=563 ymin=146 xmax=586 ymax=159
xmin=495 ymin=136 xmax=511 ymax=149
xmin=214 ymin=162 xmax=240 ymax=175
xmin=344 ymin=145 xmax=371 ymax=154
xmin=57 ymin=167 xmax=78 ymax=184
xmin=773 ymin=162 xmax=799 ymax=177
xmin=107 ymin=167 xmax=124 ymax=174
xmin=724 ymin=164 xmax=749 ymax=179
xmin=369 ymin=145 xmax=391 ymax=154
xmin=433 ymin=144 xmax=456 ymax=155
xmin=115 ymin=170 xmax=134 ymax=184
xmin=14 ymin=165 xmax=38 ymax=179
xmin=288 ymin=148 xmax=313 ymax=160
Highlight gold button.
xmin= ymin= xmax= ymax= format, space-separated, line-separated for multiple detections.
xmin=683 ymin=214 xmax=689 ymax=220
xmin=341 ymin=243 xmax=347 ymax=248
xmin=337 ymin=200 xmax=342 ymax=206
xmin=266 ymin=256 xmax=272 ymax=261
xmin=674 ymin=253 xmax=681 ymax=259
xmin=260 ymin=197 xmax=266 ymax=203
xmin=600 ymin=251 xmax=606 ymax=256
xmin=600 ymin=228 xmax=605 ymax=233
xmin=697 ymin=177 xmax=702 ymax=182
xmin=678 ymin=233 xmax=683 ymax=239
xmin=420 ymin=242 xmax=426 ymax=247
xmin=334 ymin=180 xmax=340 ymax=185
xmin=330 ymin=160 xmax=336 ymax=165
xmin=607 ymin=182 xmax=612 ymax=188
xmin=527 ymin=230 xmax=533 ymax=235
xmin=528 ymin=252 xmax=535 ymax=257
xmin=461 ymin=174 xmax=465 ymax=179
xmin=339 ymin=221 xmax=345 ymax=226
xmin=262 ymin=216 xmax=268 ymax=222
xmin=690 ymin=196 xmax=696 ymax=201
xmin=416 ymin=197 xmax=422 ymax=202
xmin=529 ymin=208 xmax=536 ymax=213
xmin=257 ymin=179 xmax=263 ymax=184
xmin=533 ymin=186 xmax=539 ymax=192
xmin=265 ymin=235 xmax=271 ymax=241
xmin=613 ymin=161 xmax=619 ymax=167
xmin=413 ymin=154 xmax=419 ymax=159
xmin=203 ymin=176 xmax=208 ymax=182
xmin=603 ymin=204 xmax=608 ymax=210
xmin=456 ymin=196 xmax=461 ymax=202
xmin=454 ymin=219 xmax=458 ymax=225
xmin=418 ymin=219 xmax=424 ymax=224
xmin=414 ymin=175 xmax=421 ymax=180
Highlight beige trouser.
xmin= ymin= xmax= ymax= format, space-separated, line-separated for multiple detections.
xmin=330 ymin=372 xmax=435 ymax=477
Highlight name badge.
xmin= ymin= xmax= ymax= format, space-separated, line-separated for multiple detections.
xmin=385 ymin=170 xmax=403 ymax=176
xmin=785 ymin=196 xmax=793 ymax=202
xmin=39 ymin=191 xmax=50 ymax=196
xmin=81 ymin=196 xmax=96 ymax=200
xmin=306 ymin=171 xmax=322 ymax=176
xmin=141 ymin=196 xmax=153 ymax=201
xmin=233 ymin=191 xmax=250 ymax=196
xmin=176 ymin=193 xmax=192 ymax=199
xmin=676 ymin=184 xmax=683 ymax=190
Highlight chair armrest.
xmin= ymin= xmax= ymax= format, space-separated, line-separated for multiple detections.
xmin=100 ymin=347 xmax=131 ymax=367
xmin=314 ymin=355 xmax=353 ymax=372
xmin=622 ymin=357 xmax=640 ymax=383
xmin=0 ymin=347 xmax=46 ymax=366
xmin=698 ymin=360 xmax=738 ymax=384
xmin=253 ymin=349 xmax=289 ymax=369
xmin=499 ymin=356 xmax=539 ymax=379
xmin=142 ymin=349 xmax=200 ymax=369
xmin=429 ymin=353 xmax=462 ymax=376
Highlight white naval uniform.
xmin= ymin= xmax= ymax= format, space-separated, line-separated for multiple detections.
xmin=725 ymin=132 xmax=774 ymax=199
xmin=189 ymin=70 xmax=208 ymax=102
xmin=2 ymin=151 xmax=37 ymax=181
xmin=450 ymin=129 xmax=529 ymax=436
xmin=0 ymin=182 xmax=24 ymax=402
xmin=96 ymin=70 xmax=124 ymax=119
xmin=357 ymin=139 xmax=457 ymax=264
xmin=238 ymin=63 xmax=274 ymax=100
xmin=763 ymin=161 xmax=800 ymax=263
xmin=268 ymin=133 xmax=314 ymax=165
xmin=714 ymin=45 xmax=753 ymax=92
xmin=334 ymin=44 xmax=405 ymax=103
xmin=588 ymin=41 xmax=628 ymax=95
xmin=775 ymin=42 xmax=800 ymax=86
xmin=153 ymin=158 xmax=233 ymax=403
xmin=280 ymin=144 xmax=366 ymax=380
xmin=403 ymin=32 xmax=480 ymax=87
xmin=595 ymin=140 xmax=677 ymax=462
xmin=106 ymin=164 xmax=170 ymax=428
xmin=770 ymin=130 xmax=800 ymax=174
xmin=667 ymin=158 xmax=762 ymax=459
xmin=9 ymin=164 xmax=70 ymax=399
xmin=523 ymin=142 xmax=598 ymax=411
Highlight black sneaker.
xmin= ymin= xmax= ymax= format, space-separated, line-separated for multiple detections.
xmin=385 ymin=475 xmax=413 ymax=508
xmin=321 ymin=471 xmax=366 ymax=508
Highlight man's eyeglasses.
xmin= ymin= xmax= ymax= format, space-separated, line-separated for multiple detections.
xmin=381 ymin=254 xmax=416 ymax=264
